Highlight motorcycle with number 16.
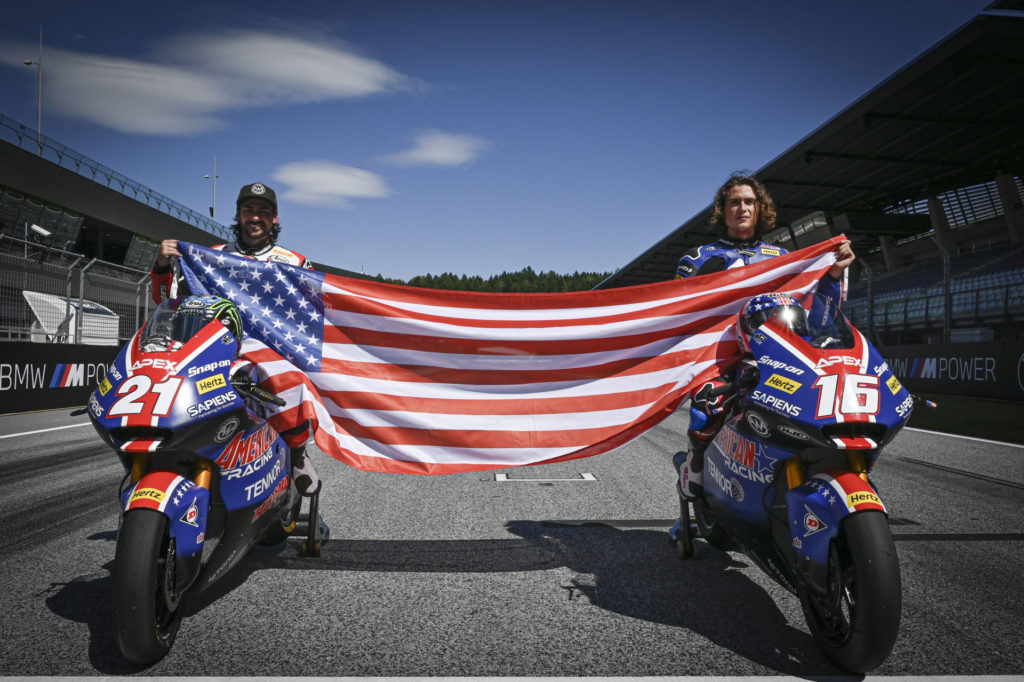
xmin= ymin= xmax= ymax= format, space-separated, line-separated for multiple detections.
xmin=671 ymin=292 xmax=926 ymax=673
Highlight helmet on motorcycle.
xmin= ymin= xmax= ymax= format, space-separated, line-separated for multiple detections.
xmin=736 ymin=293 xmax=809 ymax=353
xmin=206 ymin=296 xmax=244 ymax=351
xmin=141 ymin=295 xmax=244 ymax=355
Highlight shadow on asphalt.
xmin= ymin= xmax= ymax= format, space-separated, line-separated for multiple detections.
xmin=47 ymin=522 xmax=842 ymax=676
xmin=201 ymin=519 xmax=838 ymax=675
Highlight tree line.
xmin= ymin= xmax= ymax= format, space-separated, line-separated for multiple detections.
xmin=377 ymin=266 xmax=612 ymax=292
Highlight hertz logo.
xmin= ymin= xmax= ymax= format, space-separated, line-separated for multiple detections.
xmin=130 ymin=488 xmax=165 ymax=502
xmin=197 ymin=375 xmax=227 ymax=394
xmin=98 ymin=376 xmax=112 ymax=396
xmin=848 ymin=491 xmax=881 ymax=507
xmin=887 ymin=375 xmax=903 ymax=394
xmin=765 ymin=374 xmax=802 ymax=394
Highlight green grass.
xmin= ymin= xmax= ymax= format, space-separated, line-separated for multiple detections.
xmin=906 ymin=393 xmax=1024 ymax=445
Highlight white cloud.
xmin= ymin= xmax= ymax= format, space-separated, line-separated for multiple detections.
xmin=385 ymin=130 xmax=492 ymax=167
xmin=0 ymin=30 xmax=412 ymax=135
xmin=41 ymin=50 xmax=231 ymax=135
xmin=272 ymin=160 xmax=390 ymax=209
xmin=160 ymin=31 xmax=409 ymax=105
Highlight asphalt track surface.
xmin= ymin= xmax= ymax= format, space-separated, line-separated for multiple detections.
xmin=0 ymin=406 xmax=1022 ymax=678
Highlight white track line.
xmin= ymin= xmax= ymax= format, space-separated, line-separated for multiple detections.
xmin=0 ymin=422 xmax=93 ymax=440
xmin=904 ymin=426 xmax=1024 ymax=449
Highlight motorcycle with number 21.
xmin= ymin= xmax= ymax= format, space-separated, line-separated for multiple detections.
xmin=671 ymin=292 xmax=929 ymax=673
xmin=84 ymin=295 xmax=329 ymax=665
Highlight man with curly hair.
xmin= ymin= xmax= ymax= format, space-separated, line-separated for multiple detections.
xmin=672 ymin=174 xmax=854 ymax=508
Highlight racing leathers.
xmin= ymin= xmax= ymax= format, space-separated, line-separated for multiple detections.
xmin=149 ymin=239 xmax=320 ymax=495
xmin=674 ymin=236 xmax=844 ymax=499
xmin=675 ymin=235 xmax=788 ymax=278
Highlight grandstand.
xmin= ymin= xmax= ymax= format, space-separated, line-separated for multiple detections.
xmin=0 ymin=5 xmax=1022 ymax=408
xmin=597 ymin=9 xmax=1024 ymax=357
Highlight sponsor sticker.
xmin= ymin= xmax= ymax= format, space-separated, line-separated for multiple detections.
xmin=98 ymin=376 xmax=112 ymax=396
xmin=765 ymin=374 xmax=801 ymax=394
xmin=131 ymin=487 xmax=165 ymax=503
xmin=778 ymin=424 xmax=809 ymax=440
xmin=761 ymin=246 xmax=781 ymax=257
xmin=887 ymin=375 xmax=903 ymax=394
xmin=215 ymin=417 xmax=241 ymax=443
xmin=803 ymin=505 xmax=827 ymax=536
xmin=181 ymin=502 xmax=200 ymax=527
xmin=746 ymin=411 xmax=770 ymax=438
xmin=197 ymin=374 xmax=227 ymax=394
xmin=848 ymin=491 xmax=882 ymax=507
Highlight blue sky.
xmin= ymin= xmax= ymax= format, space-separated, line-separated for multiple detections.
xmin=0 ymin=0 xmax=993 ymax=281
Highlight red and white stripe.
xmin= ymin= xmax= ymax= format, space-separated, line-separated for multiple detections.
xmin=242 ymin=238 xmax=843 ymax=474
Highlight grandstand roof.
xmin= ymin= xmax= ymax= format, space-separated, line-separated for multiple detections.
xmin=599 ymin=11 xmax=1024 ymax=288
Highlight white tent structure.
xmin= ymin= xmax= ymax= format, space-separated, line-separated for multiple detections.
xmin=22 ymin=290 xmax=119 ymax=345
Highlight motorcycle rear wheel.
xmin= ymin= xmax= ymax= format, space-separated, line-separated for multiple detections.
xmin=799 ymin=510 xmax=901 ymax=673
xmin=112 ymin=509 xmax=185 ymax=665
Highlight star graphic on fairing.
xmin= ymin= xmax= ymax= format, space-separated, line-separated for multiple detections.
xmin=756 ymin=445 xmax=780 ymax=477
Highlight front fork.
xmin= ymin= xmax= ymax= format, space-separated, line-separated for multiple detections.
xmin=120 ymin=454 xmax=214 ymax=594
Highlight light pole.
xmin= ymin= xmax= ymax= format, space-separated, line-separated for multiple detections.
xmin=204 ymin=157 xmax=218 ymax=221
xmin=22 ymin=27 xmax=42 ymax=155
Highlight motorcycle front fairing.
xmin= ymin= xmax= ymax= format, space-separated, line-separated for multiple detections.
xmin=703 ymin=294 xmax=911 ymax=593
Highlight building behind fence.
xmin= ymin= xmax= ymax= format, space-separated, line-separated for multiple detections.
xmin=0 ymin=235 xmax=151 ymax=345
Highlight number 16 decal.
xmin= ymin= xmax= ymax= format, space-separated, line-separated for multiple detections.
xmin=813 ymin=373 xmax=880 ymax=419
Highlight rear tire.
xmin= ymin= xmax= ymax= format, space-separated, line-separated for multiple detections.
xmin=799 ymin=510 xmax=901 ymax=673
xmin=111 ymin=510 xmax=185 ymax=665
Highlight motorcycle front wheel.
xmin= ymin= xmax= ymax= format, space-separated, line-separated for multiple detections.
xmin=111 ymin=509 xmax=185 ymax=665
xmin=799 ymin=510 xmax=901 ymax=674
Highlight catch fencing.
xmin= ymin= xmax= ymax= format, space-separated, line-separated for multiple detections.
xmin=0 ymin=234 xmax=151 ymax=346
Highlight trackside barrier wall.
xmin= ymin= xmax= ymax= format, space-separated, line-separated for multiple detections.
xmin=0 ymin=341 xmax=116 ymax=413
xmin=882 ymin=342 xmax=1024 ymax=401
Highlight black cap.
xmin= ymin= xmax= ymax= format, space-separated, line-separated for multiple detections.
xmin=236 ymin=182 xmax=277 ymax=212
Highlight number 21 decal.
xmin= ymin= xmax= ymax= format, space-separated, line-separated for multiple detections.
xmin=109 ymin=375 xmax=183 ymax=417
xmin=813 ymin=373 xmax=879 ymax=419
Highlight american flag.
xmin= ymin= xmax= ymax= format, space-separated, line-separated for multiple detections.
xmin=177 ymin=238 xmax=842 ymax=475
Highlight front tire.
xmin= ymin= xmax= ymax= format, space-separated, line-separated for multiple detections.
xmin=111 ymin=510 xmax=185 ymax=665
xmin=799 ymin=510 xmax=901 ymax=673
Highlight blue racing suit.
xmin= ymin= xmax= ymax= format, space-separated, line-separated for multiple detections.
xmin=677 ymin=236 xmax=844 ymax=450
xmin=675 ymin=236 xmax=788 ymax=279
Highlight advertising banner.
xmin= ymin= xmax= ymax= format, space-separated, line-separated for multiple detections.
xmin=0 ymin=342 xmax=116 ymax=414
xmin=883 ymin=342 xmax=1024 ymax=401
xmin=2 ymin=339 xmax=1022 ymax=414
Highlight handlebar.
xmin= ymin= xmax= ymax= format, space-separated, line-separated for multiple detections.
xmin=231 ymin=379 xmax=287 ymax=407
xmin=912 ymin=394 xmax=938 ymax=409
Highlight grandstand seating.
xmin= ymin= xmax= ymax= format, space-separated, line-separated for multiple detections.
xmin=845 ymin=240 xmax=1024 ymax=342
